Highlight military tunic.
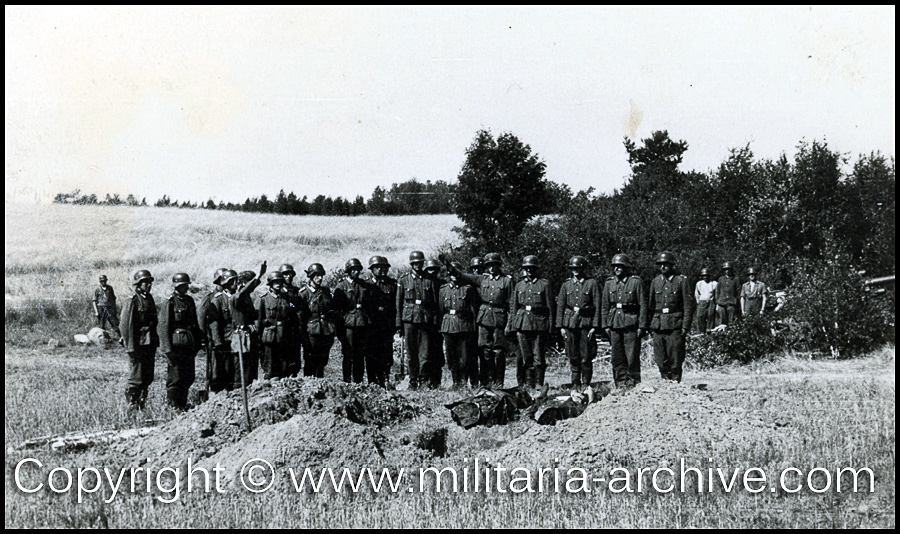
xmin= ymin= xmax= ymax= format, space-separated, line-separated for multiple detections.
xmin=298 ymin=284 xmax=338 ymax=378
xmin=334 ymin=278 xmax=373 ymax=384
xmin=556 ymin=277 xmax=601 ymax=387
xmin=601 ymin=275 xmax=649 ymax=387
xmin=715 ymin=275 xmax=741 ymax=326
xmin=511 ymin=277 xmax=554 ymax=387
xmin=439 ymin=281 xmax=478 ymax=387
xmin=366 ymin=273 xmax=398 ymax=387
xmin=649 ymin=273 xmax=693 ymax=382
xmin=94 ymin=285 xmax=120 ymax=334
xmin=395 ymin=270 xmax=440 ymax=389
xmin=158 ymin=291 xmax=202 ymax=408
xmin=458 ymin=271 xmax=514 ymax=388
xmin=257 ymin=288 xmax=301 ymax=379
xmin=119 ymin=290 xmax=159 ymax=407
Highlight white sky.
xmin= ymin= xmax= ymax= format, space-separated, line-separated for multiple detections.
xmin=5 ymin=6 xmax=895 ymax=204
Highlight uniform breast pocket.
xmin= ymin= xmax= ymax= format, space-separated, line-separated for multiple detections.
xmin=174 ymin=309 xmax=185 ymax=322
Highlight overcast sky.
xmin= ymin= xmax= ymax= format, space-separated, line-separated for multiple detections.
xmin=5 ymin=6 xmax=895 ymax=204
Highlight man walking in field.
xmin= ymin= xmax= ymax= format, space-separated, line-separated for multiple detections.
xmin=649 ymin=252 xmax=693 ymax=382
xmin=396 ymin=251 xmax=440 ymax=390
xmin=365 ymin=256 xmax=397 ymax=387
xmin=257 ymin=271 xmax=301 ymax=379
xmin=601 ymin=253 xmax=648 ymax=389
xmin=93 ymin=274 xmax=121 ymax=337
xmin=510 ymin=255 xmax=554 ymax=390
xmin=740 ymin=267 xmax=767 ymax=317
xmin=716 ymin=262 xmax=740 ymax=326
xmin=693 ymin=268 xmax=717 ymax=333
xmin=334 ymin=258 xmax=373 ymax=383
xmin=158 ymin=273 xmax=203 ymax=410
xmin=557 ymin=256 xmax=601 ymax=390
xmin=119 ymin=270 xmax=159 ymax=409
xmin=439 ymin=262 xmax=479 ymax=389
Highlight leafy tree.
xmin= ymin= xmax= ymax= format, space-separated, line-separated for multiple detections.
xmin=455 ymin=129 xmax=549 ymax=252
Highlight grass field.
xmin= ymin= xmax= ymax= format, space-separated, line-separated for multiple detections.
xmin=5 ymin=202 xmax=896 ymax=528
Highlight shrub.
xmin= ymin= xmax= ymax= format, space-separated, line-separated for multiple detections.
xmin=688 ymin=315 xmax=782 ymax=368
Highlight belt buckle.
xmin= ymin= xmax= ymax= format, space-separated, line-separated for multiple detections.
xmin=378 ymin=306 xmax=385 ymax=311
xmin=449 ymin=309 xmax=457 ymax=315
xmin=662 ymin=307 xmax=670 ymax=314
xmin=525 ymin=305 xmax=532 ymax=311
xmin=573 ymin=306 xmax=580 ymax=313
xmin=415 ymin=299 xmax=423 ymax=305
xmin=616 ymin=303 xmax=623 ymax=309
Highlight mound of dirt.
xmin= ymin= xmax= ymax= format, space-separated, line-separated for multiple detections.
xmin=488 ymin=380 xmax=787 ymax=471
xmin=117 ymin=378 xmax=439 ymax=490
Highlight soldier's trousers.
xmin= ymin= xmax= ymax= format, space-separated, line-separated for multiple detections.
xmin=304 ymin=335 xmax=333 ymax=378
xmin=210 ymin=347 xmax=234 ymax=392
xmin=466 ymin=333 xmax=479 ymax=386
xmin=341 ymin=327 xmax=367 ymax=384
xmin=517 ymin=331 xmax=547 ymax=387
xmin=716 ymin=304 xmax=738 ymax=327
xmin=609 ymin=327 xmax=641 ymax=387
xmin=477 ymin=325 xmax=507 ymax=387
xmin=125 ymin=347 xmax=155 ymax=407
xmin=367 ymin=329 xmax=394 ymax=387
xmin=744 ymin=299 xmax=763 ymax=317
xmin=262 ymin=343 xmax=294 ymax=379
xmin=165 ymin=350 xmax=195 ymax=409
xmin=694 ymin=301 xmax=715 ymax=333
xmin=565 ymin=328 xmax=597 ymax=387
xmin=99 ymin=306 xmax=121 ymax=336
xmin=402 ymin=323 xmax=435 ymax=388
xmin=652 ymin=329 xmax=685 ymax=382
xmin=443 ymin=332 xmax=471 ymax=387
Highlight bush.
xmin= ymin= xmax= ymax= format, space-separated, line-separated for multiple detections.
xmin=688 ymin=315 xmax=783 ymax=368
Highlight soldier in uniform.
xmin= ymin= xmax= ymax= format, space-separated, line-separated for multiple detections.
xmin=424 ymin=259 xmax=447 ymax=388
xmin=716 ymin=262 xmax=741 ymax=326
xmin=396 ymin=251 xmax=440 ymax=390
xmin=740 ymin=267 xmax=767 ymax=317
xmin=444 ymin=252 xmax=514 ymax=388
xmin=298 ymin=263 xmax=338 ymax=378
xmin=119 ymin=270 xmax=159 ymax=409
xmin=93 ymin=274 xmax=121 ymax=337
xmin=198 ymin=267 xmax=227 ymax=393
xmin=238 ymin=269 xmax=264 ymax=382
xmin=465 ymin=257 xmax=483 ymax=386
xmin=366 ymin=256 xmax=397 ymax=387
xmin=439 ymin=262 xmax=479 ymax=389
xmin=334 ymin=259 xmax=372 ymax=383
xmin=510 ymin=256 xmax=554 ymax=389
xmin=257 ymin=271 xmax=301 ymax=379
xmin=601 ymin=254 xmax=648 ymax=388
xmin=277 ymin=263 xmax=303 ymax=372
xmin=158 ymin=273 xmax=203 ymax=410
xmin=469 ymin=257 xmax=483 ymax=276
xmin=648 ymin=252 xmax=693 ymax=382
xmin=693 ymin=268 xmax=717 ymax=333
xmin=556 ymin=256 xmax=601 ymax=389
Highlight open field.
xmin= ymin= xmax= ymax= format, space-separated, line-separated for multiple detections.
xmin=5 ymin=202 xmax=459 ymax=344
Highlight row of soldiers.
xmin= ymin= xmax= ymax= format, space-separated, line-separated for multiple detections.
xmin=116 ymin=249 xmax=724 ymax=410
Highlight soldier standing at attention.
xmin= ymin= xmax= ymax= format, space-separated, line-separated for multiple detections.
xmin=257 ymin=271 xmax=301 ymax=379
xmin=94 ymin=274 xmax=121 ymax=337
xmin=334 ymin=258 xmax=372 ymax=383
xmin=740 ymin=267 xmax=767 ymax=317
xmin=278 ymin=263 xmax=303 ymax=373
xmin=465 ymin=257 xmax=483 ymax=386
xmin=716 ymin=262 xmax=741 ymax=326
xmin=396 ymin=251 xmax=440 ymax=390
xmin=424 ymin=259 xmax=447 ymax=388
xmin=693 ymin=268 xmax=718 ymax=333
xmin=601 ymin=254 xmax=648 ymax=389
xmin=556 ymin=256 xmax=601 ymax=390
xmin=298 ymin=263 xmax=338 ymax=378
xmin=439 ymin=262 xmax=478 ymax=389
xmin=158 ymin=273 xmax=202 ymax=410
xmin=119 ymin=270 xmax=159 ymax=409
xmin=510 ymin=256 xmax=554 ymax=390
xmin=198 ymin=267 xmax=227 ymax=393
xmin=649 ymin=252 xmax=693 ymax=382
xmin=443 ymin=252 xmax=514 ymax=388
xmin=366 ymin=256 xmax=397 ymax=387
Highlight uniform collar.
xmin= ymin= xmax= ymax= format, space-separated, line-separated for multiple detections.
xmin=307 ymin=283 xmax=319 ymax=293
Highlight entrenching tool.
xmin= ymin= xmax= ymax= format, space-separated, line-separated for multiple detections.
xmin=236 ymin=327 xmax=253 ymax=431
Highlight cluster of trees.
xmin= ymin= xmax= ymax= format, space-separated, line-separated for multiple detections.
xmin=53 ymin=191 xmax=148 ymax=206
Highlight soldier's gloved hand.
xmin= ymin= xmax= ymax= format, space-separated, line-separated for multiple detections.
xmin=259 ymin=261 xmax=268 ymax=277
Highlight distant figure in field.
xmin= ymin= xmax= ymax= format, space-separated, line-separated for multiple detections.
xmin=93 ymin=275 xmax=121 ymax=337
xmin=741 ymin=267 xmax=767 ymax=317
xmin=693 ymin=268 xmax=717 ymax=333
xmin=715 ymin=262 xmax=741 ymax=326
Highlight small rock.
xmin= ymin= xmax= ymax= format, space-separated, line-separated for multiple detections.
xmin=47 ymin=338 xmax=59 ymax=348
xmin=51 ymin=440 xmax=66 ymax=452
xmin=640 ymin=386 xmax=656 ymax=394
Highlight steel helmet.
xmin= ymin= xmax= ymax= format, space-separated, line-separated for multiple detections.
xmin=469 ymin=257 xmax=483 ymax=269
xmin=722 ymin=261 xmax=734 ymax=270
xmin=239 ymin=270 xmax=256 ymax=284
xmin=219 ymin=269 xmax=239 ymax=286
xmin=746 ymin=267 xmax=757 ymax=275
xmin=99 ymin=274 xmax=108 ymax=282
xmin=345 ymin=258 xmax=364 ymax=273
xmin=368 ymin=255 xmax=390 ymax=269
xmin=450 ymin=261 xmax=464 ymax=273
xmin=521 ymin=255 xmax=540 ymax=268
xmin=655 ymin=251 xmax=677 ymax=265
xmin=279 ymin=264 xmax=296 ymax=277
xmin=568 ymin=256 xmax=588 ymax=268
xmin=699 ymin=267 xmax=711 ymax=277
xmin=610 ymin=253 xmax=633 ymax=268
xmin=133 ymin=270 xmax=154 ymax=285
xmin=409 ymin=251 xmax=425 ymax=264
xmin=424 ymin=259 xmax=442 ymax=272
xmin=306 ymin=263 xmax=326 ymax=277
xmin=172 ymin=273 xmax=191 ymax=287
xmin=267 ymin=271 xmax=286 ymax=285
xmin=213 ymin=267 xmax=229 ymax=285
xmin=483 ymin=252 xmax=502 ymax=265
